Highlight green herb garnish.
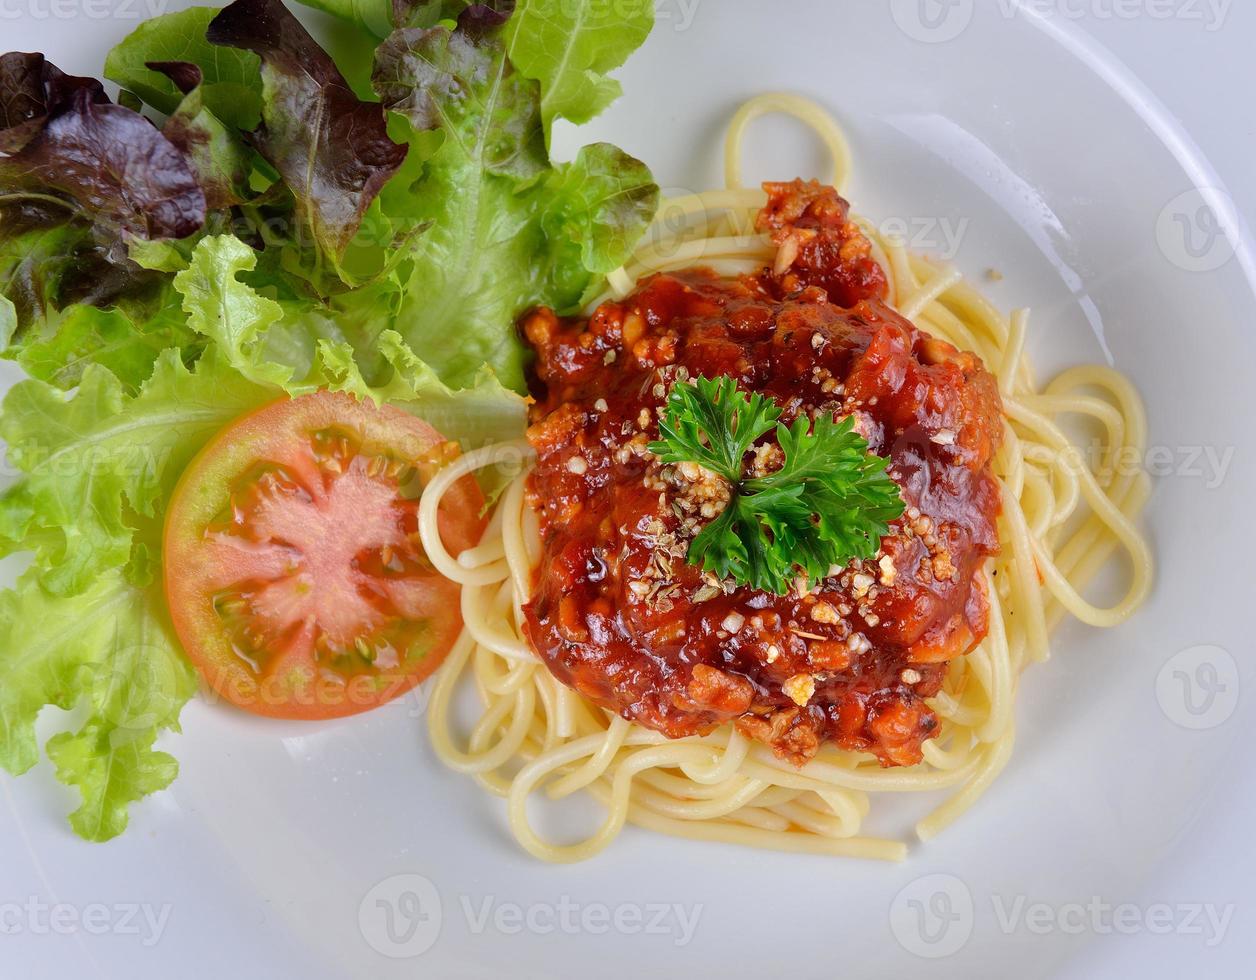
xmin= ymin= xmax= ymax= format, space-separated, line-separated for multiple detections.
xmin=649 ymin=376 xmax=906 ymax=596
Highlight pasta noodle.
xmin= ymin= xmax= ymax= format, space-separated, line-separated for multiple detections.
xmin=418 ymin=95 xmax=1154 ymax=863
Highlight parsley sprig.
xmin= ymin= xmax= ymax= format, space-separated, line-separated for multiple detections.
xmin=649 ymin=376 xmax=906 ymax=595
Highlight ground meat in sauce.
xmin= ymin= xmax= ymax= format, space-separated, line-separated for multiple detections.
xmin=520 ymin=179 xmax=1003 ymax=768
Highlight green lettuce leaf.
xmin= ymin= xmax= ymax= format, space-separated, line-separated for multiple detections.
xmin=293 ymin=0 xmax=486 ymax=36
xmin=505 ymin=0 xmax=654 ymax=143
xmin=539 ymin=142 xmax=658 ymax=303
xmin=372 ymin=15 xmax=545 ymax=389
xmin=320 ymin=329 xmax=527 ymax=455
xmin=372 ymin=7 xmax=657 ymax=390
xmin=252 ymin=273 xmax=416 ymax=389
xmin=173 ymin=235 xmax=289 ymax=387
xmin=103 ymin=7 xmax=263 ymax=131
xmin=12 ymin=291 xmax=200 ymax=393
xmin=0 ymin=570 xmax=198 ymax=842
xmin=0 ymin=343 xmax=276 ymax=841
xmin=174 ymin=234 xmax=531 ymax=449
xmin=0 ymin=349 xmax=272 ymax=596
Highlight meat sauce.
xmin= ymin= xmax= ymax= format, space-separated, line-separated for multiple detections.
xmin=521 ymin=181 xmax=1003 ymax=767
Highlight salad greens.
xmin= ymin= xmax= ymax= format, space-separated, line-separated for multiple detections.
xmin=0 ymin=568 xmax=198 ymax=842
xmin=0 ymin=0 xmax=657 ymax=840
xmin=372 ymin=9 xmax=657 ymax=387
xmin=207 ymin=0 xmax=411 ymax=264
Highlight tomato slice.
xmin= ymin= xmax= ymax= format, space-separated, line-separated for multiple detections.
xmin=164 ymin=390 xmax=485 ymax=720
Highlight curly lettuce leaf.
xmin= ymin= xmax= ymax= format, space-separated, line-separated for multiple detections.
xmin=320 ymin=329 xmax=527 ymax=455
xmin=0 ymin=570 xmax=198 ymax=842
xmin=372 ymin=16 xmax=545 ymax=388
xmin=175 ymin=236 xmax=406 ymax=392
xmin=0 ymin=346 xmax=273 ymax=840
xmin=174 ymin=235 xmax=531 ymax=448
xmin=103 ymin=7 xmax=263 ymax=131
xmin=539 ymin=142 xmax=657 ymax=304
xmin=505 ymin=0 xmax=653 ymax=143
xmin=12 ymin=291 xmax=200 ymax=393
xmin=0 ymin=348 xmax=272 ymax=596
xmin=173 ymin=235 xmax=289 ymax=386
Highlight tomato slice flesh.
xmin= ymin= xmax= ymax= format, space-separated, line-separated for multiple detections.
xmin=164 ymin=391 xmax=484 ymax=720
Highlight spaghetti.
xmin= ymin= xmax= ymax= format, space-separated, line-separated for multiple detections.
xmin=417 ymin=95 xmax=1154 ymax=863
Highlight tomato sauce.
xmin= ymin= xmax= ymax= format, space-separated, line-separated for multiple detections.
xmin=520 ymin=181 xmax=1003 ymax=767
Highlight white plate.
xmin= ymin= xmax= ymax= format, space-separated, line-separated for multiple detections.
xmin=4 ymin=2 xmax=1254 ymax=977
